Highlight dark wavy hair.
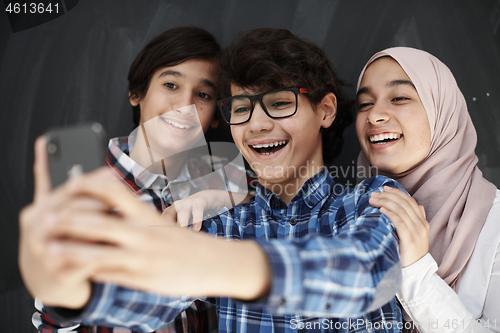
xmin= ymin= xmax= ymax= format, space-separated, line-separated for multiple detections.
xmin=218 ymin=28 xmax=353 ymax=164
xmin=128 ymin=26 xmax=221 ymax=127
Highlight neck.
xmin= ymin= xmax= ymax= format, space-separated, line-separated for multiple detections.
xmin=260 ymin=163 xmax=324 ymax=205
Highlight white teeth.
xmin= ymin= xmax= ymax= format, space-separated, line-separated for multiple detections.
xmin=369 ymin=133 xmax=401 ymax=143
xmin=251 ymin=141 xmax=287 ymax=149
xmin=162 ymin=118 xmax=191 ymax=129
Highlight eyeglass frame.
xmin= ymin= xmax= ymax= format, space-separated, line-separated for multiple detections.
xmin=217 ymin=87 xmax=309 ymax=125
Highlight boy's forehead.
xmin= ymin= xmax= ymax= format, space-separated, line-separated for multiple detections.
xmin=230 ymin=84 xmax=269 ymax=96
xmin=152 ymin=61 xmax=218 ymax=89
xmin=231 ymin=84 xmax=254 ymax=96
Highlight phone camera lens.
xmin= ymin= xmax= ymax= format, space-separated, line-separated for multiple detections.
xmin=47 ymin=142 xmax=58 ymax=154
xmin=91 ymin=123 xmax=102 ymax=133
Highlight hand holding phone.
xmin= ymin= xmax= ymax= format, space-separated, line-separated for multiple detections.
xmin=19 ymin=131 xmax=107 ymax=310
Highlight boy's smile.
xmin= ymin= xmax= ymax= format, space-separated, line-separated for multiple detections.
xmin=250 ymin=140 xmax=288 ymax=155
xmin=229 ymin=85 xmax=336 ymax=203
xmin=160 ymin=112 xmax=198 ymax=131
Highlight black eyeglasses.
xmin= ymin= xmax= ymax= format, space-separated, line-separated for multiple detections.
xmin=217 ymin=87 xmax=309 ymax=125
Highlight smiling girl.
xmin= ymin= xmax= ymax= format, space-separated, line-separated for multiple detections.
xmin=356 ymin=47 xmax=500 ymax=332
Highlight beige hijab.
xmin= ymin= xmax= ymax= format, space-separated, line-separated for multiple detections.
xmin=357 ymin=47 xmax=497 ymax=289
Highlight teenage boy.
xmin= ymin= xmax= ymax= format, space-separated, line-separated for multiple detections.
xmin=20 ymin=28 xmax=403 ymax=332
xmin=26 ymin=26 xmax=249 ymax=333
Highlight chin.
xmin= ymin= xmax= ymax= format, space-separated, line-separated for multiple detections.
xmin=364 ymin=160 xmax=390 ymax=175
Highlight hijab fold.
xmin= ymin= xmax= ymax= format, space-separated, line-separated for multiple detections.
xmin=356 ymin=47 xmax=497 ymax=289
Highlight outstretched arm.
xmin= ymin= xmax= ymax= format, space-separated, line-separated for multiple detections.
xmin=40 ymin=174 xmax=401 ymax=328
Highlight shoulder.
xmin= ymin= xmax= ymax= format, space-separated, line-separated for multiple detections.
xmin=338 ymin=176 xmax=405 ymax=208
xmin=320 ymin=176 xmax=399 ymax=222
xmin=357 ymin=175 xmax=406 ymax=194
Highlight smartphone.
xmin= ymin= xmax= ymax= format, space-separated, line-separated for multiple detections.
xmin=45 ymin=123 xmax=107 ymax=188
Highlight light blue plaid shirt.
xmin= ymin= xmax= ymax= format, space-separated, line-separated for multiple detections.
xmin=51 ymin=168 xmax=403 ymax=332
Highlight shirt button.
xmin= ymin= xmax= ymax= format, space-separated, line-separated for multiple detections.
xmin=279 ymin=297 xmax=286 ymax=306
xmin=325 ymin=303 xmax=331 ymax=310
xmin=290 ymin=218 xmax=297 ymax=225
xmin=298 ymin=329 xmax=305 ymax=333
xmin=274 ymin=200 xmax=281 ymax=208
xmin=308 ymin=200 xmax=314 ymax=206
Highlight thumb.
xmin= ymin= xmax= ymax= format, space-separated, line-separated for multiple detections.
xmin=161 ymin=205 xmax=178 ymax=223
xmin=419 ymin=205 xmax=426 ymax=219
xmin=33 ymin=136 xmax=51 ymax=201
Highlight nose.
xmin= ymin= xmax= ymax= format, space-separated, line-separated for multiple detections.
xmin=246 ymin=102 xmax=274 ymax=133
xmin=173 ymin=90 xmax=195 ymax=115
xmin=366 ymin=102 xmax=390 ymax=124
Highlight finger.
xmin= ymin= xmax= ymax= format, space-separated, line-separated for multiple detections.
xmin=33 ymin=172 xmax=112 ymax=215
xmin=91 ymin=269 xmax=143 ymax=291
xmin=58 ymin=196 xmax=109 ymax=214
xmin=383 ymin=188 xmax=428 ymax=229
xmin=371 ymin=190 xmax=423 ymax=227
xmin=382 ymin=187 xmax=410 ymax=199
xmin=49 ymin=240 xmax=140 ymax=274
xmin=193 ymin=222 xmax=203 ymax=232
xmin=49 ymin=210 xmax=141 ymax=246
xmin=69 ymin=168 xmax=158 ymax=222
xmin=379 ymin=207 xmax=413 ymax=242
xmin=34 ymin=136 xmax=51 ymax=201
xmin=383 ymin=187 xmax=424 ymax=218
xmin=174 ymin=203 xmax=192 ymax=228
xmin=419 ymin=205 xmax=427 ymax=219
xmin=161 ymin=205 xmax=180 ymax=226
xmin=162 ymin=205 xmax=177 ymax=219
xmin=192 ymin=207 xmax=204 ymax=226
xmin=370 ymin=195 xmax=419 ymax=235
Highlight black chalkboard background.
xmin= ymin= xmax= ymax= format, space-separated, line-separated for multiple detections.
xmin=1 ymin=0 xmax=499 ymax=331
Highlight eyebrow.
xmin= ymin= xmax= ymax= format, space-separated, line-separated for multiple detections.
xmin=356 ymin=86 xmax=371 ymax=98
xmin=357 ymin=79 xmax=416 ymax=98
xmin=388 ymin=79 xmax=416 ymax=89
xmin=159 ymin=70 xmax=182 ymax=78
xmin=201 ymin=78 xmax=217 ymax=91
xmin=158 ymin=70 xmax=217 ymax=91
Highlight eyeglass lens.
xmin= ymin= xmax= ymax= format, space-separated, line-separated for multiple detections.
xmin=222 ymin=89 xmax=297 ymax=124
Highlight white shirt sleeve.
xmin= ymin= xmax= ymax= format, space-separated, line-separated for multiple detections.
xmin=397 ymin=191 xmax=500 ymax=333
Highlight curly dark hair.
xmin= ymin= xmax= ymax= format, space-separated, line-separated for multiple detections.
xmin=218 ymin=28 xmax=353 ymax=164
xmin=128 ymin=26 xmax=221 ymax=127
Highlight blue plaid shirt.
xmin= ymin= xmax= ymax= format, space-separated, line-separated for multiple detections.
xmin=50 ymin=168 xmax=403 ymax=332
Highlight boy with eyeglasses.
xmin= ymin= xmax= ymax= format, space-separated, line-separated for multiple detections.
xmin=22 ymin=28 xmax=403 ymax=332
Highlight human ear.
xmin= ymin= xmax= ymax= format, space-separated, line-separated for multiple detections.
xmin=318 ymin=92 xmax=337 ymax=128
xmin=129 ymin=91 xmax=141 ymax=107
